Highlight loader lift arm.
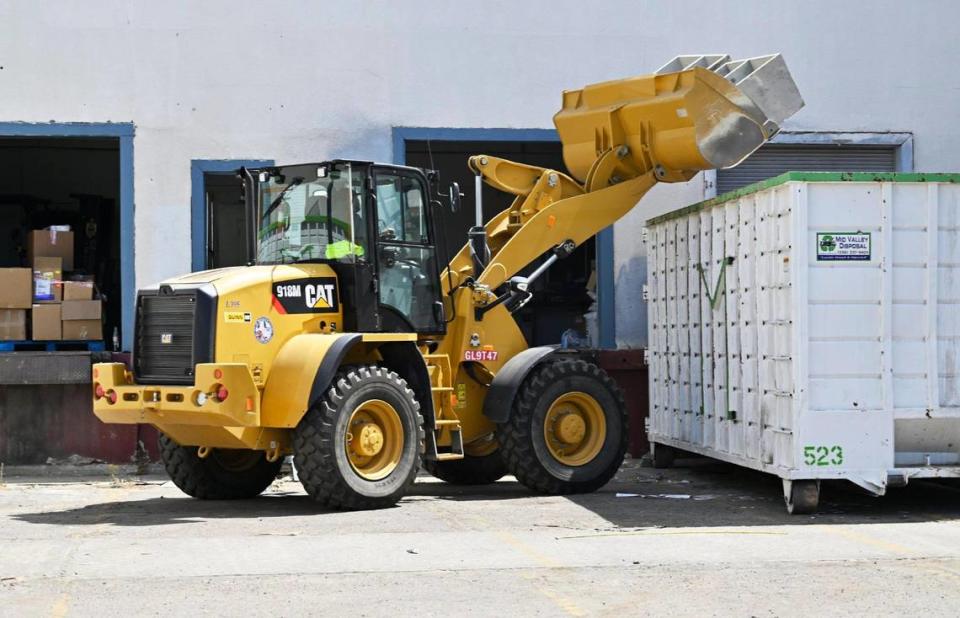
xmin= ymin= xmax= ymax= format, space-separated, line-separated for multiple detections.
xmin=429 ymin=53 xmax=803 ymax=462
xmin=443 ymin=53 xmax=803 ymax=302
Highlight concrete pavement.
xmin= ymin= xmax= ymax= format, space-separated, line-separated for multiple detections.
xmin=2 ymin=458 xmax=960 ymax=616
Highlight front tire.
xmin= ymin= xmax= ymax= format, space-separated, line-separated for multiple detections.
xmin=497 ymin=359 xmax=627 ymax=494
xmin=294 ymin=365 xmax=424 ymax=510
xmin=158 ymin=434 xmax=282 ymax=499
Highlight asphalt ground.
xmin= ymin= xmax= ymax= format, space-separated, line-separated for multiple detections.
xmin=2 ymin=457 xmax=960 ymax=617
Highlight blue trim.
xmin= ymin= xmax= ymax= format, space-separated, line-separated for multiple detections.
xmin=0 ymin=122 xmax=134 ymax=137
xmin=0 ymin=121 xmax=136 ymax=350
xmin=896 ymin=136 xmax=914 ymax=172
xmin=770 ymin=131 xmax=914 ymax=172
xmin=119 ymin=134 xmax=135 ymax=351
xmin=596 ymin=227 xmax=615 ymax=348
xmin=190 ymin=159 xmax=273 ymax=272
xmin=391 ymin=127 xmax=559 ymax=166
xmin=392 ymin=126 xmax=616 ymax=348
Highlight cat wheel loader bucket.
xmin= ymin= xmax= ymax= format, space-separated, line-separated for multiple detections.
xmin=554 ymin=53 xmax=804 ymax=183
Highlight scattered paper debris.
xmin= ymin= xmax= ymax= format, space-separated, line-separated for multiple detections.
xmin=45 ymin=454 xmax=105 ymax=466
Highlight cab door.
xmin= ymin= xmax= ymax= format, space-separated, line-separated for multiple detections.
xmin=371 ymin=167 xmax=445 ymax=334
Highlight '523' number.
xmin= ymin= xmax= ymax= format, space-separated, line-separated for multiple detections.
xmin=803 ymin=445 xmax=843 ymax=466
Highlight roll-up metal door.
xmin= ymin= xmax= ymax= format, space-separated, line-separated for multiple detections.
xmin=717 ymin=144 xmax=897 ymax=194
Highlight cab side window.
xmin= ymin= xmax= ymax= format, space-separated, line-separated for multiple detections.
xmin=373 ymin=170 xmax=441 ymax=333
xmin=375 ymin=173 xmax=428 ymax=244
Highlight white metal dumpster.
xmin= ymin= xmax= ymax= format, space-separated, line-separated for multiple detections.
xmin=645 ymin=172 xmax=960 ymax=513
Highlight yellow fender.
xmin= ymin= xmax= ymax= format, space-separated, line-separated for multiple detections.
xmin=260 ymin=332 xmax=427 ymax=429
xmin=260 ymin=333 xmax=362 ymax=428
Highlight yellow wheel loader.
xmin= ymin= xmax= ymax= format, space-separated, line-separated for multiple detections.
xmin=93 ymin=54 xmax=803 ymax=509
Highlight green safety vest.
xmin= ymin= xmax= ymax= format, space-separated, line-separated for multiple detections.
xmin=325 ymin=240 xmax=365 ymax=259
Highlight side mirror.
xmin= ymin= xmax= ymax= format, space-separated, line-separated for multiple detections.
xmin=448 ymin=182 xmax=462 ymax=213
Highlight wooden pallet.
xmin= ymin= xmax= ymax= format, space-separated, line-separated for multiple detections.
xmin=0 ymin=340 xmax=106 ymax=352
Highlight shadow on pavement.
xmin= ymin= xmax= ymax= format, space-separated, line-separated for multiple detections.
xmin=11 ymin=457 xmax=960 ymax=528
xmin=568 ymin=457 xmax=960 ymax=528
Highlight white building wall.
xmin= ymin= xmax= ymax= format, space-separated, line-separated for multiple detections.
xmin=1 ymin=0 xmax=958 ymax=347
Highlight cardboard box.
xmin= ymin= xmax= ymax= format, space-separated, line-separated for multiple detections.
xmin=62 ymin=319 xmax=101 ymax=341
xmin=61 ymin=299 xmax=102 ymax=320
xmin=0 ymin=268 xmax=33 ymax=308
xmin=32 ymin=304 xmax=61 ymax=340
xmin=0 ymin=309 xmax=27 ymax=340
xmin=33 ymin=257 xmax=63 ymax=303
xmin=63 ymin=280 xmax=95 ymax=301
xmin=27 ymin=229 xmax=74 ymax=270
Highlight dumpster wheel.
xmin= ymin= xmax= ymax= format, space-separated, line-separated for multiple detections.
xmin=784 ymin=479 xmax=820 ymax=515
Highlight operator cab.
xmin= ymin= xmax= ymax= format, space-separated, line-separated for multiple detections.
xmin=242 ymin=160 xmax=446 ymax=336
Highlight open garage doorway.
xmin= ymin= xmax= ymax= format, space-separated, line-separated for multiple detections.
xmin=191 ymin=159 xmax=273 ymax=271
xmin=0 ymin=135 xmax=123 ymax=347
xmin=402 ymin=136 xmax=596 ymax=348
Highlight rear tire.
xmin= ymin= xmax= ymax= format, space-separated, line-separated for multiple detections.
xmin=423 ymin=443 xmax=507 ymax=485
xmin=158 ymin=434 xmax=282 ymax=499
xmin=294 ymin=365 xmax=423 ymax=510
xmin=497 ymin=359 xmax=627 ymax=494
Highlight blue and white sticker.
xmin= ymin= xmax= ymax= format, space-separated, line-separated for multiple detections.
xmin=253 ymin=316 xmax=274 ymax=344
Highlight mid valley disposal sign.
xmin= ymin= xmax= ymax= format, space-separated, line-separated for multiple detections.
xmin=816 ymin=232 xmax=871 ymax=261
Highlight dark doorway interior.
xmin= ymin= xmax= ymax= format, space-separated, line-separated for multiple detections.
xmin=405 ymin=140 xmax=594 ymax=347
xmin=204 ymin=172 xmax=246 ymax=269
xmin=0 ymin=136 xmax=121 ymax=343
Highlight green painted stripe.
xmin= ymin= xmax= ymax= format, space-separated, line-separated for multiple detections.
xmin=647 ymin=171 xmax=960 ymax=226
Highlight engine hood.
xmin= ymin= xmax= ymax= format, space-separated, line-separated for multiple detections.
xmin=144 ymin=263 xmax=340 ymax=299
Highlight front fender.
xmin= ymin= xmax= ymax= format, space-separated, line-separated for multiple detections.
xmin=482 ymin=345 xmax=558 ymax=423
xmin=260 ymin=333 xmax=361 ymax=428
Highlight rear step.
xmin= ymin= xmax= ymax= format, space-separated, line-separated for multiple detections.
xmin=425 ymin=419 xmax=464 ymax=461
xmin=422 ymin=352 xmax=465 ymax=462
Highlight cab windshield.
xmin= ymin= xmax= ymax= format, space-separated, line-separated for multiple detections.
xmin=256 ymin=162 xmax=367 ymax=264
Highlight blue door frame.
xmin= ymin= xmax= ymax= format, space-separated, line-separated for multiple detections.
xmin=392 ymin=127 xmax=616 ymax=348
xmin=190 ymin=159 xmax=273 ymax=272
xmin=0 ymin=122 xmax=136 ymax=350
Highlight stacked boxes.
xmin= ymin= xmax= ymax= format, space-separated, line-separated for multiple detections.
xmin=31 ymin=227 xmax=101 ymax=342
xmin=61 ymin=284 xmax=102 ymax=340
xmin=32 ymin=304 xmax=61 ymax=340
xmin=1 ymin=226 xmax=103 ymax=342
xmin=33 ymin=256 xmax=62 ymax=303
xmin=0 ymin=268 xmax=31 ymax=340
xmin=27 ymin=228 xmax=74 ymax=270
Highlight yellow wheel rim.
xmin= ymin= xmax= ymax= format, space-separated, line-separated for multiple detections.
xmin=346 ymin=399 xmax=404 ymax=481
xmin=543 ymin=391 xmax=606 ymax=467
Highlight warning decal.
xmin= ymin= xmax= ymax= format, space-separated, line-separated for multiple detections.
xmin=272 ymin=277 xmax=339 ymax=314
xmin=816 ymin=232 xmax=871 ymax=261
xmin=224 ymin=311 xmax=252 ymax=323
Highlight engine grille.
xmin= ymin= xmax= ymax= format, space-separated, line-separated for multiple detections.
xmin=135 ymin=293 xmax=201 ymax=384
